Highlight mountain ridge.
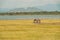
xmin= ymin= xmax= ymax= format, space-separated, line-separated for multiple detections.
xmin=0 ymin=4 xmax=60 ymax=13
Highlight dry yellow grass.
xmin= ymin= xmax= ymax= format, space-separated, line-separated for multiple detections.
xmin=0 ymin=19 xmax=60 ymax=40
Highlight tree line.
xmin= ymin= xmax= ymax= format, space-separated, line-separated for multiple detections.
xmin=0 ymin=11 xmax=60 ymax=15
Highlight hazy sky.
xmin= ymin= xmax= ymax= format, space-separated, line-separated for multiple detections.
xmin=0 ymin=0 xmax=60 ymax=8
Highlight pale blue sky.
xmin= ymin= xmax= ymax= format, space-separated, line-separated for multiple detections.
xmin=0 ymin=0 xmax=60 ymax=12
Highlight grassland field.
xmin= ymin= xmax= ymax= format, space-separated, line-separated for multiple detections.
xmin=0 ymin=19 xmax=60 ymax=40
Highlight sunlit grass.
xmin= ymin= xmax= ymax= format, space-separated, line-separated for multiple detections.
xmin=0 ymin=19 xmax=60 ymax=40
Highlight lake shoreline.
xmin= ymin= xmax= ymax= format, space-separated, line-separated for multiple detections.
xmin=0 ymin=19 xmax=60 ymax=23
xmin=0 ymin=15 xmax=60 ymax=20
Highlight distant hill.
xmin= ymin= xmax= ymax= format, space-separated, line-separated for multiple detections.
xmin=0 ymin=4 xmax=60 ymax=13
xmin=8 ymin=7 xmax=41 ymax=12
xmin=7 ymin=4 xmax=60 ymax=12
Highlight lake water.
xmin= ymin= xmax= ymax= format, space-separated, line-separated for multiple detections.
xmin=0 ymin=15 xmax=60 ymax=20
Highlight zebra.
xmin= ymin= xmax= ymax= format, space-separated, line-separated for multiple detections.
xmin=33 ymin=18 xmax=41 ymax=24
